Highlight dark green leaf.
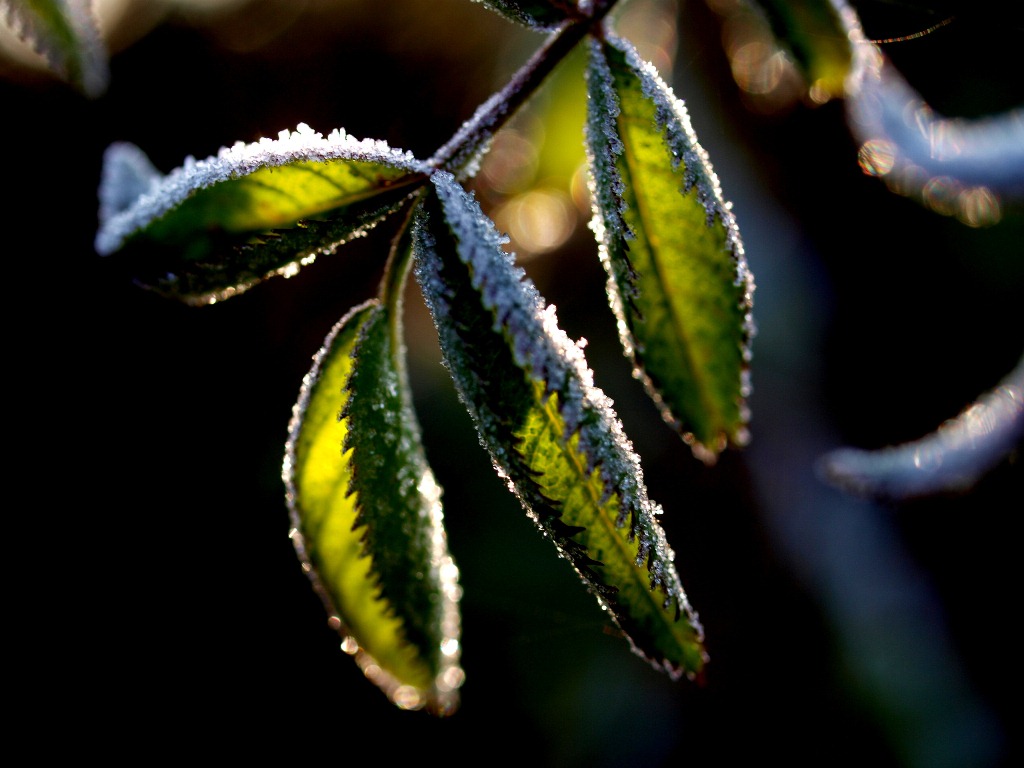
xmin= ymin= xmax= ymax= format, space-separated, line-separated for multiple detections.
xmin=413 ymin=170 xmax=706 ymax=680
xmin=3 ymin=0 xmax=108 ymax=96
xmin=96 ymin=125 xmax=429 ymax=304
xmin=284 ymin=294 xmax=463 ymax=714
xmin=586 ymin=34 xmax=755 ymax=462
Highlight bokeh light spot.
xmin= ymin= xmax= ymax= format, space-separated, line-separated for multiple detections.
xmin=480 ymin=128 xmax=540 ymax=195
xmin=858 ymin=139 xmax=896 ymax=177
xmin=922 ymin=175 xmax=962 ymax=217
xmin=956 ymin=186 xmax=1001 ymax=227
xmin=392 ymin=685 xmax=423 ymax=711
xmin=494 ymin=188 xmax=576 ymax=259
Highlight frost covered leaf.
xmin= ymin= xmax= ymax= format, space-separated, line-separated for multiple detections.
xmin=95 ymin=124 xmax=428 ymax=304
xmin=284 ymin=295 xmax=463 ymax=715
xmin=413 ymin=170 xmax=706 ymax=680
xmin=835 ymin=0 xmax=1024 ymax=222
xmin=2 ymin=0 xmax=108 ymax=97
xmin=818 ymin=355 xmax=1024 ymax=500
xmin=471 ymin=0 xmax=577 ymax=30
xmin=586 ymin=34 xmax=754 ymax=462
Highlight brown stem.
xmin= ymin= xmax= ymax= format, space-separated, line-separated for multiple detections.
xmin=427 ymin=0 xmax=619 ymax=178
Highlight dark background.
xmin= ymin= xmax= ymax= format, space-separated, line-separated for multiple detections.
xmin=6 ymin=0 xmax=1021 ymax=764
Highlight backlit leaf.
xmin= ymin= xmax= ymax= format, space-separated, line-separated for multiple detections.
xmin=283 ymin=290 xmax=463 ymax=714
xmin=96 ymin=124 xmax=428 ymax=304
xmin=2 ymin=0 xmax=107 ymax=97
xmin=413 ymin=170 xmax=706 ymax=680
xmin=585 ymin=34 xmax=754 ymax=462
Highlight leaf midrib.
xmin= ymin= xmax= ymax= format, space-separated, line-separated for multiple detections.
xmin=616 ymin=108 xmax=723 ymax=439
xmin=227 ymin=171 xmax=427 ymax=230
xmin=532 ymin=388 xmax=679 ymax=644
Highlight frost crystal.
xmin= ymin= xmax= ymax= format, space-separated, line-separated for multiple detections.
xmin=95 ymin=123 xmax=429 ymax=255
xmin=584 ymin=38 xmax=630 ymax=244
xmin=470 ymin=0 xmax=571 ymax=31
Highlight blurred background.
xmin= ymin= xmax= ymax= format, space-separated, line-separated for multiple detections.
xmin=5 ymin=0 xmax=1021 ymax=764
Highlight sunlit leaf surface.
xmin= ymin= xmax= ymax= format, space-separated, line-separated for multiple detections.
xmin=413 ymin=170 xmax=706 ymax=679
xmin=2 ymin=0 xmax=107 ymax=96
xmin=284 ymin=298 xmax=463 ymax=715
xmin=471 ymin=0 xmax=575 ymax=31
xmin=95 ymin=124 xmax=428 ymax=304
xmin=586 ymin=33 xmax=754 ymax=462
xmin=819 ymin=355 xmax=1024 ymax=499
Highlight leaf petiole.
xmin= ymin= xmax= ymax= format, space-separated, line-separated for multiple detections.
xmin=428 ymin=0 xmax=620 ymax=178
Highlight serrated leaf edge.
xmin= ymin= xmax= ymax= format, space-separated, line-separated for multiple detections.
xmin=2 ymin=0 xmax=108 ymax=96
xmin=282 ymin=299 xmax=462 ymax=714
xmin=415 ymin=171 xmax=706 ymax=678
xmin=586 ymin=32 xmax=755 ymax=460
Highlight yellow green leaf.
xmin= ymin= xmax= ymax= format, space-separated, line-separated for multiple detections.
xmin=284 ymin=297 xmax=462 ymax=714
xmin=586 ymin=34 xmax=754 ymax=462
xmin=95 ymin=124 xmax=428 ymax=304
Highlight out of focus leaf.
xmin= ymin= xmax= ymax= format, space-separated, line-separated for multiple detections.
xmin=585 ymin=33 xmax=754 ymax=462
xmin=413 ymin=170 xmax=706 ymax=679
xmin=2 ymin=0 xmax=107 ymax=96
xmin=284 ymin=291 xmax=463 ymax=714
xmin=836 ymin=1 xmax=1024 ymax=222
xmin=819 ymin=355 xmax=1024 ymax=499
xmin=471 ymin=0 xmax=576 ymax=31
xmin=95 ymin=124 xmax=429 ymax=304
xmin=749 ymin=0 xmax=852 ymax=102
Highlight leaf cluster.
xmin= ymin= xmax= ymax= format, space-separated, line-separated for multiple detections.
xmin=8 ymin=0 xmax=1021 ymax=719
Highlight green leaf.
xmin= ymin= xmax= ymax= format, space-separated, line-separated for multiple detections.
xmin=283 ymin=290 xmax=463 ymax=715
xmin=2 ymin=0 xmax=108 ymax=96
xmin=96 ymin=124 xmax=429 ymax=304
xmin=471 ymin=0 xmax=577 ymax=31
xmin=413 ymin=170 xmax=706 ymax=680
xmin=585 ymin=34 xmax=755 ymax=463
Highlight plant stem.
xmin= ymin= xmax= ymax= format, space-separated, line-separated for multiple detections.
xmin=379 ymin=192 xmax=425 ymax=403
xmin=381 ymin=192 xmax=424 ymax=324
xmin=428 ymin=0 xmax=619 ymax=179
